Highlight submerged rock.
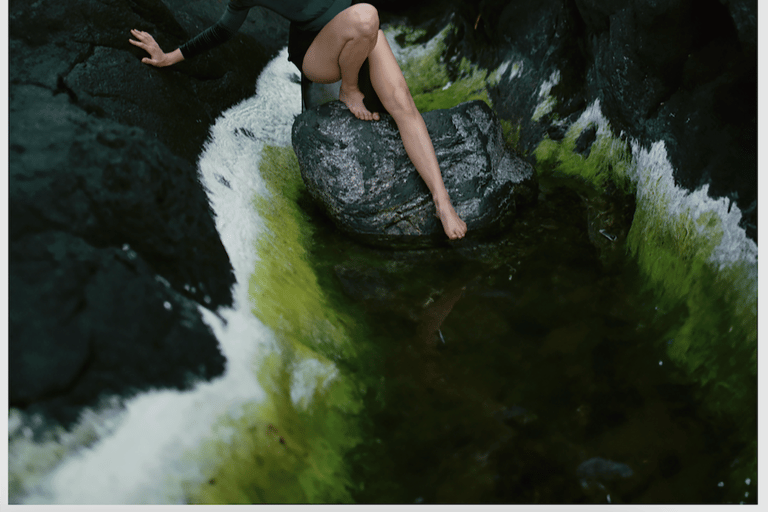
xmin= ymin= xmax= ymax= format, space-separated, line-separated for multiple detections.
xmin=292 ymin=100 xmax=537 ymax=248
xmin=577 ymin=457 xmax=634 ymax=481
xmin=495 ymin=405 xmax=539 ymax=427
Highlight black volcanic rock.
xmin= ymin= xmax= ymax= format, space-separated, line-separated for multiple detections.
xmin=452 ymin=0 xmax=756 ymax=238
xmin=9 ymin=83 xmax=231 ymax=424
xmin=292 ymin=100 xmax=537 ymax=248
xmin=10 ymin=86 xmax=231 ymax=307
xmin=8 ymin=0 xmax=286 ymax=425
xmin=10 ymin=231 xmax=226 ymax=419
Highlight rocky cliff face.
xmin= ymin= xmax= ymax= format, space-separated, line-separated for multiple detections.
xmin=444 ymin=0 xmax=756 ymax=238
xmin=9 ymin=0 xmax=288 ymax=425
xmin=9 ymin=0 xmax=756 ymax=427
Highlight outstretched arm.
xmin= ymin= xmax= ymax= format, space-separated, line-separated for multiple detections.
xmin=129 ymin=1 xmax=250 ymax=67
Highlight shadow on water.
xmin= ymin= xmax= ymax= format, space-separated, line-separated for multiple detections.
xmin=299 ymin=176 xmax=751 ymax=505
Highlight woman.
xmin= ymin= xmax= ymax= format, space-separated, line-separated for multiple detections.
xmin=129 ymin=1 xmax=467 ymax=240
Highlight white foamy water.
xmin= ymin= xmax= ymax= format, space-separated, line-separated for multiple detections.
xmin=11 ymin=49 xmax=308 ymax=505
xmin=576 ymin=99 xmax=757 ymax=270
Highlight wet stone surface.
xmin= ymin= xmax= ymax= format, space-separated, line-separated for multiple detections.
xmin=292 ymin=100 xmax=537 ymax=248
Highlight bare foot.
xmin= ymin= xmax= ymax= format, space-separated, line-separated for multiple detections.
xmin=435 ymin=197 xmax=467 ymax=240
xmin=339 ymin=85 xmax=380 ymax=121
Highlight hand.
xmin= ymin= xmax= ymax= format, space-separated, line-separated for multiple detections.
xmin=129 ymin=29 xmax=171 ymax=67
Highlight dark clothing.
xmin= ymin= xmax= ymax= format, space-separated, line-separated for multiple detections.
xmin=179 ymin=0 xmax=383 ymax=113
xmin=287 ymin=23 xmax=321 ymax=71
xmin=180 ymin=0 xmax=352 ymax=59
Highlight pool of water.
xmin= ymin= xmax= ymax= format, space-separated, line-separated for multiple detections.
xmin=298 ymin=176 xmax=752 ymax=504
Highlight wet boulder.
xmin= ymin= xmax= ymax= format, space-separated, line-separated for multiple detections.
xmin=8 ymin=0 xmax=286 ymax=426
xmin=291 ymin=100 xmax=537 ymax=248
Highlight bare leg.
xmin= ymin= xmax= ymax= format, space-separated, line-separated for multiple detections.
xmin=367 ymin=30 xmax=467 ymax=240
xmin=302 ymin=4 xmax=380 ymax=121
xmin=302 ymin=5 xmax=467 ymax=239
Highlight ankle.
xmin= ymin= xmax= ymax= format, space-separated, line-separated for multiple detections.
xmin=340 ymin=82 xmax=360 ymax=93
xmin=433 ymin=193 xmax=452 ymax=208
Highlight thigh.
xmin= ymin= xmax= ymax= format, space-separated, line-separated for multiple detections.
xmin=301 ymin=5 xmax=370 ymax=84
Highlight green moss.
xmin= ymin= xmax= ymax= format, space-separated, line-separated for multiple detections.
xmin=627 ymin=193 xmax=757 ymax=497
xmin=249 ymin=146 xmax=361 ymax=361
xmin=531 ymin=71 xmax=560 ymax=122
xmin=532 ymin=97 xmax=556 ymax=122
xmin=390 ymin=25 xmax=493 ymax=112
xmin=188 ymin=361 xmax=362 ymax=504
xmin=399 ymin=26 xmax=428 ymax=45
xmin=533 ymin=122 xmax=634 ymax=192
xmin=532 ymin=108 xmax=756 ymax=496
xmin=500 ymin=118 xmax=525 ymax=156
xmin=627 ymin=196 xmax=757 ymax=421
xmin=188 ymin=146 xmax=366 ymax=503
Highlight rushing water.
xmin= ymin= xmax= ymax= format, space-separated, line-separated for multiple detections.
xmin=8 ymin=33 xmax=757 ymax=505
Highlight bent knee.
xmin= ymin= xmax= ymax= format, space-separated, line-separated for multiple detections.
xmin=349 ymin=3 xmax=379 ymax=38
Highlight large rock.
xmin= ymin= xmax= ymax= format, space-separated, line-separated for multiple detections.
xmin=292 ymin=100 xmax=537 ymax=248
xmin=8 ymin=0 xmax=284 ymax=426
xmin=9 ymin=85 xmax=231 ymax=424
xmin=450 ymin=0 xmax=756 ymax=238
xmin=10 ymin=231 xmax=226 ymax=423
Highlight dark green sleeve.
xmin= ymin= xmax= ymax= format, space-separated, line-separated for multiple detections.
xmin=179 ymin=2 xmax=251 ymax=59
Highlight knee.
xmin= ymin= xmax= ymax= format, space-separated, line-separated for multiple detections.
xmin=349 ymin=3 xmax=379 ymax=38
xmin=385 ymin=82 xmax=418 ymax=118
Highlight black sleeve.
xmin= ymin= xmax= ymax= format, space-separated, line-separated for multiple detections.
xmin=179 ymin=2 xmax=251 ymax=59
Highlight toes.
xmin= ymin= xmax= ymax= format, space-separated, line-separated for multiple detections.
xmin=446 ymin=221 xmax=467 ymax=240
xmin=353 ymin=109 xmax=376 ymax=121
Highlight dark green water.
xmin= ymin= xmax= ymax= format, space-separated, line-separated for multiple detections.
xmin=297 ymin=176 xmax=754 ymax=505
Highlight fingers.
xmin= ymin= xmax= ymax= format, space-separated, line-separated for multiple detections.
xmin=130 ymin=29 xmax=163 ymax=66
xmin=130 ymin=29 xmax=152 ymax=41
xmin=140 ymin=57 xmax=163 ymax=67
xmin=129 ymin=29 xmax=155 ymax=49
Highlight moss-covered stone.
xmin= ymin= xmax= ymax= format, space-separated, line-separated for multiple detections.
xmin=387 ymin=25 xmax=494 ymax=112
xmin=532 ymin=112 xmax=634 ymax=192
